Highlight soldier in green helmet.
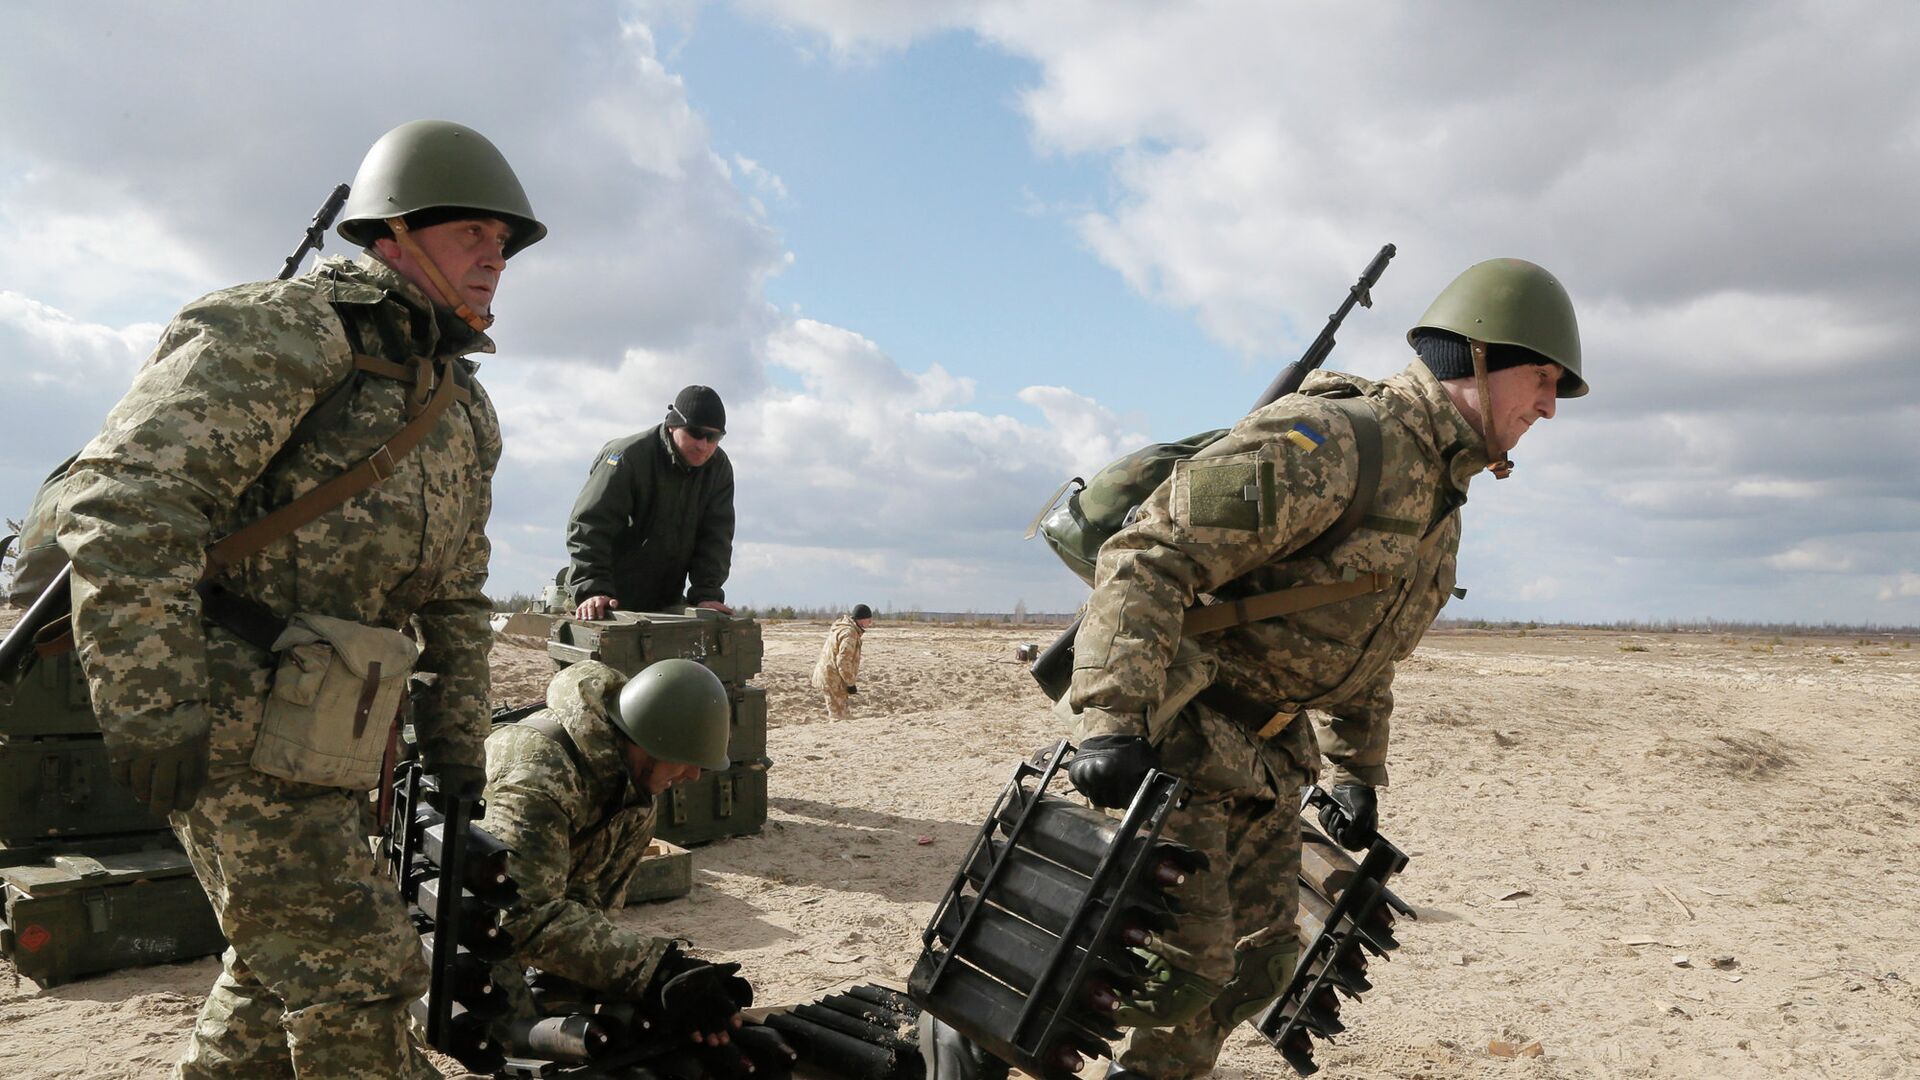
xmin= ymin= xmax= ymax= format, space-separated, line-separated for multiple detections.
xmin=478 ymin=659 xmax=749 ymax=1047
xmin=55 ymin=119 xmax=543 ymax=1077
xmin=1056 ymin=259 xmax=1584 ymax=1078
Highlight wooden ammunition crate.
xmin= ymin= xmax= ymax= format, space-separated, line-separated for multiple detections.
xmin=0 ymin=651 xmax=99 ymax=739
xmin=728 ymin=684 xmax=768 ymax=763
xmin=547 ymin=610 xmax=764 ymax=686
xmin=656 ymin=761 xmax=768 ymax=847
xmin=624 ymin=840 xmax=694 ymax=905
xmin=1 ymin=847 xmax=223 ymax=986
xmin=0 ymin=735 xmax=172 ymax=843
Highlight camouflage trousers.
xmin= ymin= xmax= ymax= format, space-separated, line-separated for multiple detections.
xmin=170 ymin=769 xmax=436 ymax=1080
xmin=821 ymin=684 xmax=851 ymax=721
xmin=1117 ymin=784 xmax=1303 ymax=1080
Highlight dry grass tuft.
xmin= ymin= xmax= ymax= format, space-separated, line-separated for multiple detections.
xmin=1649 ymin=730 xmax=1796 ymax=778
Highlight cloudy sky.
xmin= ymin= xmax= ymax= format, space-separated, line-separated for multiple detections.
xmin=2 ymin=1 xmax=1915 ymax=625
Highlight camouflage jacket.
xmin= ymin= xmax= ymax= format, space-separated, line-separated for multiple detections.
xmin=480 ymin=662 xmax=671 ymax=999
xmin=1070 ymin=362 xmax=1488 ymax=791
xmin=58 ymin=254 xmax=502 ymax=772
xmin=811 ymin=614 xmax=863 ymax=690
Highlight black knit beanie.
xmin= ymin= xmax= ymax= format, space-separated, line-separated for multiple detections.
xmin=1412 ymin=329 xmax=1549 ymax=381
xmin=852 ymin=604 xmax=873 ymax=621
xmin=665 ymin=385 xmax=726 ymax=432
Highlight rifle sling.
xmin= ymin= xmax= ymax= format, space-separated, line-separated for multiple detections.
xmin=190 ymin=354 xmax=466 ymax=652
xmin=203 ymin=354 xmax=463 ymax=575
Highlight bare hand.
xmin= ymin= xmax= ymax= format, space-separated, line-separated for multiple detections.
xmin=575 ymin=595 xmax=619 ymax=620
xmin=696 ymin=600 xmax=734 ymax=615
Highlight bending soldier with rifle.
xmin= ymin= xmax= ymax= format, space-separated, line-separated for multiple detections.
xmin=1046 ymin=255 xmax=1590 ymax=1078
xmin=47 ymin=120 xmax=544 ymax=1078
xmin=481 ymin=658 xmax=796 ymax=1077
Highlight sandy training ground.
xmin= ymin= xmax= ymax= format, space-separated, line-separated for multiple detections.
xmin=4 ymin=620 xmax=1917 ymax=1079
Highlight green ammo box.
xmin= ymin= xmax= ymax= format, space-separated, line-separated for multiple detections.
xmin=1 ymin=847 xmax=224 ymax=986
xmin=655 ymin=761 xmax=768 ymax=848
xmin=547 ymin=610 xmax=765 ymax=686
xmin=0 ymin=650 xmax=101 ymax=739
xmin=728 ymin=684 xmax=768 ymax=762
xmin=624 ymin=839 xmax=694 ymax=905
xmin=0 ymin=734 xmax=173 ymax=843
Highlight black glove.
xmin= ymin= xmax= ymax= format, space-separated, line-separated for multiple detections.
xmin=845 ymin=684 xmax=858 ymax=695
xmin=111 ymin=732 xmax=210 ymax=817
xmin=656 ymin=961 xmax=748 ymax=1042
xmin=1317 ymin=783 xmax=1378 ymax=851
xmin=1068 ymin=735 xmax=1159 ymax=810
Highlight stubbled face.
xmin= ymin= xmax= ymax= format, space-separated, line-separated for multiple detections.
xmin=670 ymin=425 xmax=721 ymax=468
xmin=377 ymin=217 xmax=512 ymax=317
xmin=1481 ymin=362 xmax=1562 ymax=454
xmin=625 ymin=742 xmax=702 ymax=794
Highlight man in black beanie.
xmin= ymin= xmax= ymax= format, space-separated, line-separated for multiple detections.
xmin=567 ymin=385 xmax=736 ymax=618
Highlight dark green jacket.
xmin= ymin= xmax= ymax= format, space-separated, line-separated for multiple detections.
xmin=565 ymin=424 xmax=734 ymax=611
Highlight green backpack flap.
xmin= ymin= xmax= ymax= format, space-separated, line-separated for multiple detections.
xmin=1032 ymin=429 xmax=1230 ymax=586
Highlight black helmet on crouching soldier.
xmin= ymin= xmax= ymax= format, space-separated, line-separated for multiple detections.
xmin=336 ymin=119 xmax=547 ymax=258
xmin=615 ymin=658 xmax=731 ymax=771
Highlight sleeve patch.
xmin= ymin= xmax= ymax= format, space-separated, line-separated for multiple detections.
xmin=1283 ymin=424 xmax=1325 ymax=452
xmin=604 ymin=451 xmax=622 ymax=466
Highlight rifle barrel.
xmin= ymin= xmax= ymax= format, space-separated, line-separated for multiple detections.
xmin=0 ymin=563 xmax=71 ymax=675
xmin=278 ymin=183 xmax=351 ymax=281
xmin=1251 ymin=243 xmax=1396 ymax=412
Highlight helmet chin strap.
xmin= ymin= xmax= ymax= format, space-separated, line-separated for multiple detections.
xmin=1471 ymin=340 xmax=1513 ymax=479
xmin=385 ymin=216 xmax=494 ymax=333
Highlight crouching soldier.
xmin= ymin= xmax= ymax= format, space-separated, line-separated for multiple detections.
xmin=479 ymin=658 xmax=789 ymax=1071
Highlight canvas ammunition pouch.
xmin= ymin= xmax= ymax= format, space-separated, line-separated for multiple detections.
xmin=251 ymin=613 xmax=421 ymax=789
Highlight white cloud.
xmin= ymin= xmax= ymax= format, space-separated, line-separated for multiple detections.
xmin=1518 ymin=577 xmax=1562 ymax=603
xmin=1878 ymin=573 xmax=1920 ymax=602
xmin=1765 ymin=542 xmax=1855 ymax=574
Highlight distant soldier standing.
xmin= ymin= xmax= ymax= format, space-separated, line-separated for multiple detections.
xmin=57 ymin=120 xmax=544 ymax=1078
xmin=567 ymin=385 xmax=736 ymax=619
xmin=1062 ymin=260 xmax=1589 ymax=1079
xmin=811 ymin=604 xmax=872 ymax=720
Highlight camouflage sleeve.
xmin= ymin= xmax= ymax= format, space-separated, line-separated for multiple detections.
xmin=1069 ymin=403 xmax=1361 ymax=732
xmin=1313 ymin=664 xmax=1393 ymax=788
xmin=686 ymin=457 xmax=734 ymax=605
xmin=484 ymin=741 xmax=673 ymax=998
xmin=57 ymin=292 xmax=344 ymax=757
xmin=411 ymin=381 xmax=503 ymax=772
xmin=564 ymin=445 xmax=633 ymax=602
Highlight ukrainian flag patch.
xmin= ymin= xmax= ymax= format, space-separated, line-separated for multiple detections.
xmin=605 ymin=451 xmax=622 ymax=465
xmin=1283 ymin=423 xmax=1325 ymax=452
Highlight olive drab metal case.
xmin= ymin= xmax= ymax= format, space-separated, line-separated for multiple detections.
xmin=0 ymin=649 xmax=98 ymax=739
xmin=727 ymin=684 xmax=768 ymax=763
xmin=655 ymin=760 xmax=768 ymax=848
xmin=547 ymin=609 xmax=765 ymax=687
xmin=0 ymin=848 xmax=225 ymax=986
xmin=0 ymin=734 xmax=173 ymax=842
xmin=623 ymin=839 xmax=694 ymax=905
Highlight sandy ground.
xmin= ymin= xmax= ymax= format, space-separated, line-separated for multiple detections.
xmin=4 ymin=618 xmax=1918 ymax=1079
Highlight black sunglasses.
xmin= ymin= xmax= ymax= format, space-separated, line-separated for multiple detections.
xmin=684 ymin=427 xmax=724 ymax=444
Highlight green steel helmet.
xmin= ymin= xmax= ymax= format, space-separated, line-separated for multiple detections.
xmin=1409 ymin=258 xmax=1587 ymax=398
xmin=336 ymin=120 xmax=547 ymax=258
xmin=614 ymin=658 xmax=731 ymax=771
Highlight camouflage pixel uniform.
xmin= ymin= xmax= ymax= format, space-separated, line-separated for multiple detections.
xmin=810 ymin=613 xmax=864 ymax=720
xmin=478 ymin=660 xmax=675 ymax=1019
xmin=1069 ymin=362 xmax=1486 ymax=1079
xmin=58 ymin=254 xmax=501 ymax=1080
